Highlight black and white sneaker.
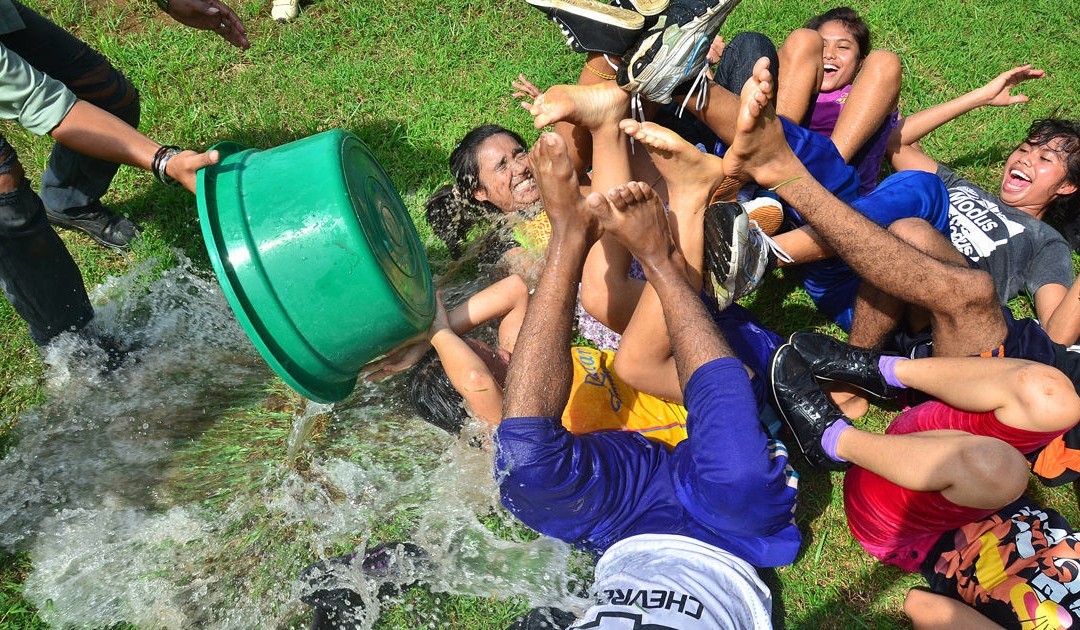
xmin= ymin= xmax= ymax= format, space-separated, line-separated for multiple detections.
xmin=528 ymin=0 xmax=645 ymax=56
xmin=789 ymin=332 xmax=900 ymax=400
xmin=770 ymin=344 xmax=850 ymax=471
xmin=617 ymin=0 xmax=743 ymax=103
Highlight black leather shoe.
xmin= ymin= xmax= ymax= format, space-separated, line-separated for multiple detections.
xmin=46 ymin=201 xmax=139 ymax=249
xmin=770 ymin=343 xmax=850 ymax=471
xmin=789 ymin=332 xmax=899 ymax=399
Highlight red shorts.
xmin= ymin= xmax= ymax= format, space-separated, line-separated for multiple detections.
xmin=845 ymin=400 xmax=1065 ymax=572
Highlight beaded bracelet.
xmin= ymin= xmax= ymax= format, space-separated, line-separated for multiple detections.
xmin=151 ymin=145 xmax=184 ymax=187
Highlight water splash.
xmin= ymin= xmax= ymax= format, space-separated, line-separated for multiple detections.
xmin=2 ymin=258 xmax=586 ymax=627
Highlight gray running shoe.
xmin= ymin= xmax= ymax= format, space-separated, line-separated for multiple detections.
xmin=703 ymin=200 xmax=781 ymax=309
xmin=528 ymin=0 xmax=645 ymax=56
xmin=702 ymin=201 xmax=748 ymax=310
xmin=617 ymin=0 xmax=743 ymax=103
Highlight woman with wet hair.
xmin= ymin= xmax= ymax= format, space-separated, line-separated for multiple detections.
xmin=424 ymin=125 xmax=543 ymax=261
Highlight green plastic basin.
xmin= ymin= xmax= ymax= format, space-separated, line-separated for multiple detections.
xmin=196 ymin=129 xmax=434 ymax=402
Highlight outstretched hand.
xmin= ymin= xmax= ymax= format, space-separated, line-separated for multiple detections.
xmin=976 ymin=64 xmax=1045 ymax=107
xmin=168 ymin=149 xmax=220 ymax=193
xmin=167 ymin=0 xmax=250 ymax=49
xmin=360 ymin=293 xmax=449 ymax=381
xmin=512 ymin=74 xmax=543 ymax=101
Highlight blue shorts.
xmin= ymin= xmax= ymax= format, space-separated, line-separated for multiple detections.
xmin=708 ymin=301 xmax=782 ymax=409
xmin=804 ymin=170 xmax=952 ymax=330
xmin=710 ymin=119 xmax=952 ymax=331
xmin=495 ymin=358 xmax=801 ymax=567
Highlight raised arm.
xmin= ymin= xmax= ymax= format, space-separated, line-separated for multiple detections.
xmin=427 ymin=297 xmax=505 ymax=426
xmin=887 ymin=64 xmax=1045 ymax=172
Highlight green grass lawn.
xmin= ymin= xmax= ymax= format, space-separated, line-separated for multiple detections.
xmin=1 ymin=0 xmax=1078 ymax=627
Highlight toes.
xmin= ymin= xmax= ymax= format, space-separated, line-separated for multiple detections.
xmin=585 ymin=191 xmax=611 ymax=220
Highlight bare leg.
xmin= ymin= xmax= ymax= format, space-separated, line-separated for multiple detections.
xmin=557 ymin=53 xmax=623 ymax=182
xmin=837 ymin=428 xmax=1028 ymax=509
xmin=848 ymin=217 xmax=969 ymax=350
xmin=617 ymin=119 xmax=726 ymax=282
xmin=904 ymin=589 xmax=1002 ymax=630
xmin=890 ymin=356 xmax=1080 ymax=434
xmin=503 ymin=132 xmax=601 ymax=419
xmin=776 ymin=28 xmax=823 ymax=125
xmin=831 ymin=353 xmax=1080 ymax=495
xmin=522 ymin=82 xmax=645 ymax=334
xmin=831 ymin=50 xmax=902 ymax=163
xmin=722 ymin=58 xmax=1007 ymax=357
xmin=610 ymin=121 xmax=731 ymax=402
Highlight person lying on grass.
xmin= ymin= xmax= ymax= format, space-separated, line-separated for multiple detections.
xmin=366 ymin=276 xmax=691 ymax=446
xmin=777 ymin=6 xmax=901 ymax=195
xmin=773 ymin=336 xmax=1080 ymax=629
xmin=494 ymin=128 xmax=798 ymax=627
xmin=370 ymin=79 xmax=787 ymax=438
xmin=885 ymin=65 xmax=1080 ymax=345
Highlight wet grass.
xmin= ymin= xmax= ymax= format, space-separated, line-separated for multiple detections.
xmin=0 ymin=0 xmax=1077 ymax=627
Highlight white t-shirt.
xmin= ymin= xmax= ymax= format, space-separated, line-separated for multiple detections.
xmin=571 ymin=534 xmax=773 ymax=629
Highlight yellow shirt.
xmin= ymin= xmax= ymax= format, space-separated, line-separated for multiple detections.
xmin=562 ymin=347 xmax=688 ymax=448
xmin=513 ymin=210 xmax=552 ymax=252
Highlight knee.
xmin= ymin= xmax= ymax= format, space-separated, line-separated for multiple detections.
xmin=904 ymin=589 xmax=951 ymax=627
xmin=726 ymin=32 xmax=778 ymax=61
xmin=861 ymin=49 xmax=902 ymax=84
xmin=779 ymin=28 xmax=823 ymax=62
xmin=887 ymin=217 xmax=935 ymax=243
xmin=958 ymin=436 xmax=1029 ymax=504
xmin=1011 ymin=362 xmax=1080 ymax=432
xmin=69 ymin=62 xmax=141 ymax=127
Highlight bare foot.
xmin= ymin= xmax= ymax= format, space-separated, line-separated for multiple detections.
xmin=618 ymin=119 xmax=725 ymax=214
xmin=529 ymin=132 xmax=601 ymax=244
xmin=521 ymin=83 xmax=631 ymax=131
xmin=587 ymin=181 xmax=675 ymax=270
xmin=723 ymin=57 xmax=803 ymax=189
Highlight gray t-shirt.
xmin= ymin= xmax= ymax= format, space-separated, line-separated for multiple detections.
xmin=0 ymin=43 xmax=77 ymax=135
xmin=939 ymin=164 xmax=1073 ymax=304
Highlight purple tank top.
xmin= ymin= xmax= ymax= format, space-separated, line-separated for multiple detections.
xmin=808 ymin=84 xmax=898 ymax=196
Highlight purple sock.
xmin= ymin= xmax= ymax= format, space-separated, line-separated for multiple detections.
xmin=878 ymin=356 xmax=909 ymax=389
xmin=821 ymin=419 xmax=852 ymax=463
